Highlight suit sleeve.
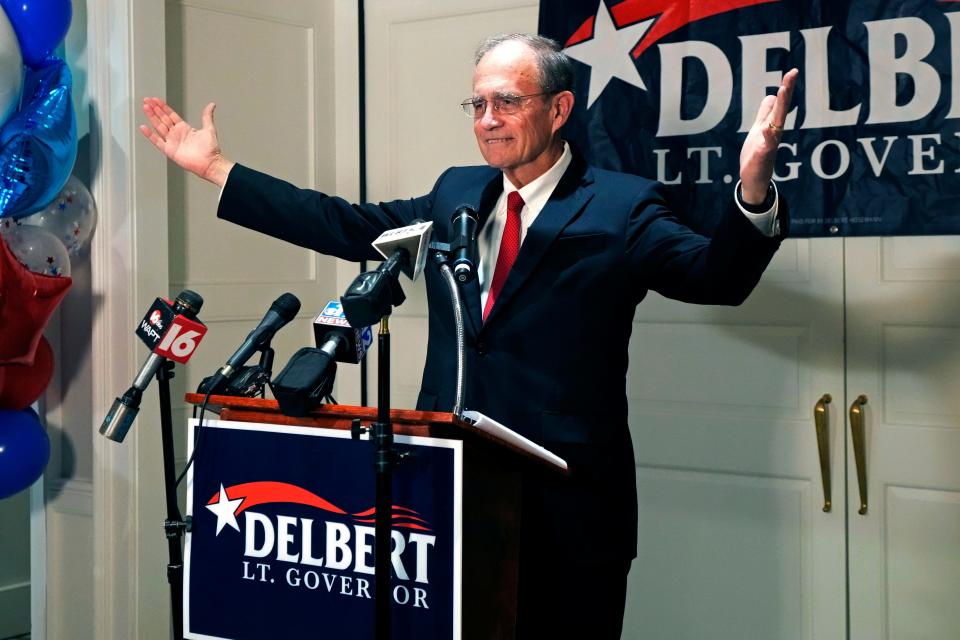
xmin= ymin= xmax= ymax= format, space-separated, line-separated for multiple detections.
xmin=625 ymin=181 xmax=789 ymax=305
xmin=217 ymin=164 xmax=444 ymax=262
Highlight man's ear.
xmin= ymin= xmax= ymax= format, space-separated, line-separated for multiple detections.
xmin=552 ymin=90 xmax=575 ymax=132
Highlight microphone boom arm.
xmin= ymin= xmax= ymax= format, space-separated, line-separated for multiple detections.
xmin=432 ymin=250 xmax=468 ymax=418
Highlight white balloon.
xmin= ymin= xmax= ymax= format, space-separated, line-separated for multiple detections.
xmin=1 ymin=224 xmax=71 ymax=277
xmin=0 ymin=9 xmax=22 ymax=127
xmin=19 ymin=176 xmax=99 ymax=255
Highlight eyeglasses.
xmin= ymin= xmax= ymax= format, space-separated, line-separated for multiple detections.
xmin=460 ymin=92 xmax=550 ymax=118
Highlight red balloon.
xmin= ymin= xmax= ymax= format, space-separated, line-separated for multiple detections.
xmin=0 ymin=335 xmax=53 ymax=409
xmin=0 ymin=235 xmax=71 ymax=365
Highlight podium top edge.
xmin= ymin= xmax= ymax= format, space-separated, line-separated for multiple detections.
xmin=183 ymin=395 xmax=569 ymax=474
xmin=183 ymin=393 xmax=462 ymax=426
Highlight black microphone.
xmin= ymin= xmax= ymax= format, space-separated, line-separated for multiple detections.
xmin=99 ymin=290 xmax=205 ymax=443
xmin=341 ymin=221 xmax=434 ymax=327
xmin=450 ymin=205 xmax=478 ymax=283
xmin=205 ymin=293 xmax=300 ymax=393
xmin=341 ymin=251 xmax=409 ymax=328
xmin=268 ymin=301 xmax=374 ymax=417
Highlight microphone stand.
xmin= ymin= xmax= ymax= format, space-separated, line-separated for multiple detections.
xmin=257 ymin=346 xmax=274 ymax=397
xmin=339 ymin=249 xmax=411 ymax=640
xmin=373 ymin=315 xmax=393 ymax=640
xmin=157 ymin=359 xmax=189 ymax=640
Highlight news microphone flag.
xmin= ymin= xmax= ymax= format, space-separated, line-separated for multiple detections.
xmin=100 ymin=291 xmax=206 ymax=442
xmin=136 ymin=297 xmax=208 ymax=364
xmin=372 ymin=221 xmax=433 ymax=281
xmin=314 ymin=300 xmax=374 ymax=364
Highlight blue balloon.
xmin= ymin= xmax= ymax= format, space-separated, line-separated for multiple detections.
xmin=0 ymin=408 xmax=50 ymax=499
xmin=0 ymin=56 xmax=76 ymax=219
xmin=0 ymin=0 xmax=73 ymax=68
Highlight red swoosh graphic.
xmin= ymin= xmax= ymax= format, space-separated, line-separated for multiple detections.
xmin=207 ymin=482 xmax=433 ymax=530
xmin=352 ymin=505 xmax=422 ymax=518
xmin=352 ymin=506 xmax=433 ymax=531
xmin=566 ymin=0 xmax=779 ymax=57
xmin=353 ymin=520 xmax=432 ymax=531
xmin=353 ymin=514 xmax=431 ymax=525
xmin=208 ymin=481 xmax=348 ymax=517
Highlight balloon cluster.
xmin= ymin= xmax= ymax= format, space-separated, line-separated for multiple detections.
xmin=0 ymin=1 xmax=77 ymax=499
xmin=3 ymin=175 xmax=98 ymax=276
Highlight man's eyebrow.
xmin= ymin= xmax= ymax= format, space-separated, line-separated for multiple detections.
xmin=469 ymin=92 xmax=520 ymax=100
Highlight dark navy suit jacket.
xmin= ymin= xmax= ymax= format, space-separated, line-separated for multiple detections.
xmin=218 ymin=151 xmax=786 ymax=565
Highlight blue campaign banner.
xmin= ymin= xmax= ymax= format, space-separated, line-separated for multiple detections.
xmin=183 ymin=419 xmax=462 ymax=640
xmin=539 ymin=1 xmax=960 ymax=237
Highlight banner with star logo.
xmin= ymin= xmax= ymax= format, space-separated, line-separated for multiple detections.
xmin=183 ymin=419 xmax=462 ymax=640
xmin=540 ymin=0 xmax=960 ymax=237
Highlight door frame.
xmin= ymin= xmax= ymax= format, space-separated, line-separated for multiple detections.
xmin=87 ymin=1 xmax=170 ymax=638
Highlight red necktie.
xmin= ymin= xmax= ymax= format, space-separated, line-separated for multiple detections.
xmin=483 ymin=190 xmax=524 ymax=322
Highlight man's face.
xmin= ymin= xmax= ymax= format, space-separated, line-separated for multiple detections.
xmin=471 ymin=42 xmax=568 ymax=187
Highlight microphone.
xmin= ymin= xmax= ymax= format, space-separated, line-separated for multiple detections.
xmin=313 ymin=300 xmax=374 ymax=363
xmin=449 ymin=205 xmax=478 ymax=283
xmin=371 ymin=220 xmax=433 ymax=281
xmin=340 ymin=254 xmax=406 ymax=328
xmin=268 ymin=301 xmax=373 ymax=417
xmin=341 ymin=222 xmax=431 ymax=327
xmin=99 ymin=290 xmax=206 ymax=443
xmin=204 ymin=292 xmax=301 ymax=393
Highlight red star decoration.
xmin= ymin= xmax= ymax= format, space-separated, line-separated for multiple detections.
xmin=0 ymin=235 xmax=72 ymax=365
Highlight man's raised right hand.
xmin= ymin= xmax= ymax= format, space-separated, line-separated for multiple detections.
xmin=139 ymin=98 xmax=235 ymax=188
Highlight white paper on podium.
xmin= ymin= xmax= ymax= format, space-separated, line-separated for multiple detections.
xmin=461 ymin=410 xmax=568 ymax=471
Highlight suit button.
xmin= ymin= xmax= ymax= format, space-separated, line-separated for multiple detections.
xmin=476 ymin=342 xmax=487 ymax=356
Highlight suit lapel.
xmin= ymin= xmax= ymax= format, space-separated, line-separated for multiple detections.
xmin=482 ymin=155 xmax=595 ymax=329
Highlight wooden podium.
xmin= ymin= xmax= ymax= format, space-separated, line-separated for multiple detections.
xmin=184 ymin=394 xmax=566 ymax=640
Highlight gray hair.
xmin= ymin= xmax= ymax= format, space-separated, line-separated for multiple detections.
xmin=474 ymin=33 xmax=575 ymax=94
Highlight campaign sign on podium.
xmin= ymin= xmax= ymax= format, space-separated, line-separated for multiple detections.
xmin=183 ymin=419 xmax=462 ymax=639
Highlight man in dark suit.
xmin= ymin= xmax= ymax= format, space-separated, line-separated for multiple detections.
xmin=142 ymin=33 xmax=796 ymax=639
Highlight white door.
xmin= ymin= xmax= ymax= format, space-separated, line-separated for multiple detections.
xmin=158 ymin=2 xmax=346 ymax=637
xmin=625 ymin=238 xmax=847 ymax=640
xmin=164 ymin=0 xmax=343 ymax=441
xmin=845 ymin=236 xmax=960 ymax=640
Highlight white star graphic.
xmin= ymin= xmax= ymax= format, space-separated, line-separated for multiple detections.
xmin=563 ymin=1 xmax=654 ymax=108
xmin=206 ymin=484 xmax=244 ymax=535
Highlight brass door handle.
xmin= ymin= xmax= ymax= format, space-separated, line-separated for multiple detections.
xmin=849 ymin=395 xmax=868 ymax=515
xmin=814 ymin=394 xmax=832 ymax=512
